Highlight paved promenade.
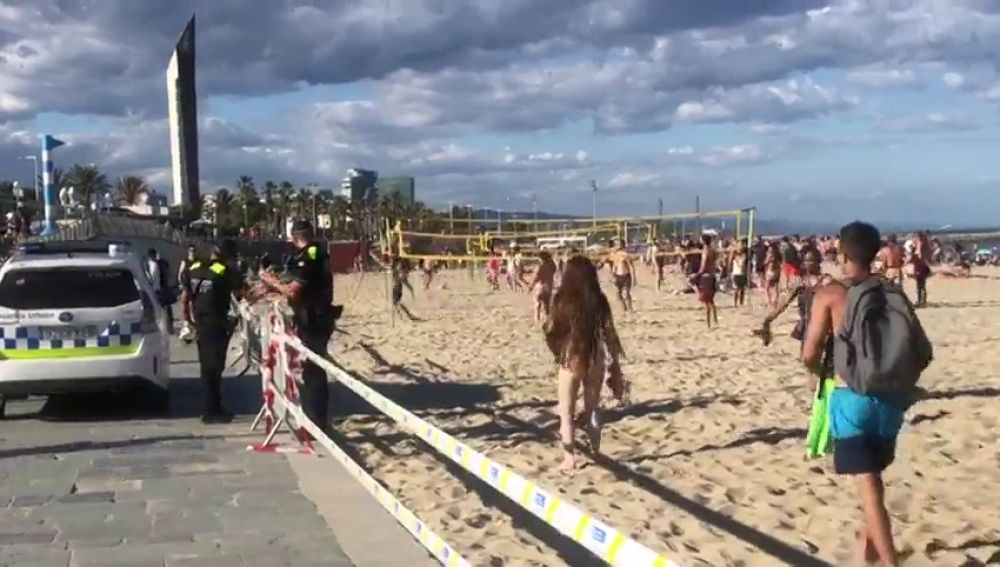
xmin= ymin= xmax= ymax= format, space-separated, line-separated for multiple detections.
xmin=0 ymin=342 xmax=435 ymax=567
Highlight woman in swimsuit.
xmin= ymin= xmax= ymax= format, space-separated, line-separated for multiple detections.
xmin=544 ymin=256 xmax=625 ymax=473
xmin=764 ymin=241 xmax=782 ymax=310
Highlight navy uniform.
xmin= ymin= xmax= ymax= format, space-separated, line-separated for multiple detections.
xmin=287 ymin=229 xmax=335 ymax=431
xmin=183 ymin=242 xmax=243 ymax=423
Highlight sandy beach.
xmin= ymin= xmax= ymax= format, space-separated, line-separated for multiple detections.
xmin=326 ymin=265 xmax=1000 ymax=566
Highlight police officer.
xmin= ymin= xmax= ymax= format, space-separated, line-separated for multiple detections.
xmin=258 ymin=220 xmax=335 ymax=433
xmin=181 ymin=238 xmax=244 ymax=424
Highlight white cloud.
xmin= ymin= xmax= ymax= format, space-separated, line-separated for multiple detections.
xmin=750 ymin=123 xmax=788 ymax=135
xmin=874 ymin=112 xmax=978 ymax=133
xmin=846 ymin=67 xmax=920 ymax=88
xmin=606 ymin=172 xmax=660 ymax=188
xmin=942 ymin=71 xmax=965 ymax=88
xmin=665 ymin=144 xmax=776 ymax=168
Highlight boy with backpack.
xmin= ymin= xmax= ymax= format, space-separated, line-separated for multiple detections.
xmin=802 ymin=221 xmax=932 ymax=567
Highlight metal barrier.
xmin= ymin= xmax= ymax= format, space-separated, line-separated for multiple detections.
xmin=243 ymin=301 xmax=679 ymax=567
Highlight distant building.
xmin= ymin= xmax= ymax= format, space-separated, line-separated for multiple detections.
xmin=340 ymin=168 xmax=378 ymax=204
xmin=377 ymin=176 xmax=415 ymax=205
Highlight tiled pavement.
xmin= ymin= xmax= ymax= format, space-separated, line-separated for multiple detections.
xmin=0 ymin=345 xmax=354 ymax=567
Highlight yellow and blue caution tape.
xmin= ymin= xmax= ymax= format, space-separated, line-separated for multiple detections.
xmin=279 ymin=332 xmax=680 ymax=567
xmin=263 ymin=350 xmax=472 ymax=567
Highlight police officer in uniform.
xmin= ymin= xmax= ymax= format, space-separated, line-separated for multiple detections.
xmin=259 ymin=220 xmax=336 ymax=433
xmin=181 ymin=239 xmax=245 ymax=424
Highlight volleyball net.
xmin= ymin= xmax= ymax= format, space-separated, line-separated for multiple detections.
xmin=386 ymin=208 xmax=756 ymax=263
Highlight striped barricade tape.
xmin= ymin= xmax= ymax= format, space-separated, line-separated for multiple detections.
xmin=239 ymin=304 xmax=469 ymax=566
xmin=267 ymin=363 xmax=471 ymax=567
xmin=279 ymin=333 xmax=680 ymax=567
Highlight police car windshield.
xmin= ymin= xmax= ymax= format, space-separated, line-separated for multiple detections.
xmin=0 ymin=268 xmax=140 ymax=310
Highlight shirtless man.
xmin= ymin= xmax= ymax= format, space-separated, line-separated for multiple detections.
xmin=729 ymin=238 xmax=750 ymax=307
xmin=696 ymin=233 xmax=718 ymax=328
xmin=802 ymin=222 xmax=912 ymax=567
xmin=609 ymin=239 xmax=636 ymax=312
xmin=530 ymin=251 xmax=557 ymax=324
xmin=879 ymin=234 xmax=905 ymax=287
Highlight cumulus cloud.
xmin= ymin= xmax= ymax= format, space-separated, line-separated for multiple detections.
xmin=942 ymin=71 xmax=966 ymax=88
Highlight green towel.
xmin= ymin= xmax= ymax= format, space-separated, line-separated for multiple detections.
xmin=806 ymin=378 xmax=836 ymax=459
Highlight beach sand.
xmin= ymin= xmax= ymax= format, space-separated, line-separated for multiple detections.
xmin=326 ymin=266 xmax=1000 ymax=566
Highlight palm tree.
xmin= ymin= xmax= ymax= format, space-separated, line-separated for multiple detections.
xmin=64 ymin=164 xmax=110 ymax=210
xmin=236 ymin=176 xmax=258 ymax=228
xmin=114 ymin=175 xmax=149 ymax=206
xmin=213 ymin=189 xmax=236 ymax=229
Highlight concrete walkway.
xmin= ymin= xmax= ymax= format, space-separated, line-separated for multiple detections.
xmin=0 ymin=340 xmax=436 ymax=567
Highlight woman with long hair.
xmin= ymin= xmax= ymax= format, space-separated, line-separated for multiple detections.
xmin=764 ymin=241 xmax=782 ymax=310
xmin=544 ymin=256 xmax=625 ymax=473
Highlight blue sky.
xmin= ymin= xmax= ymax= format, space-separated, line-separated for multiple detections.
xmin=4 ymin=1 xmax=1000 ymax=225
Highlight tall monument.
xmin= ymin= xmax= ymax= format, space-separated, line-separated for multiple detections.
xmin=166 ymin=15 xmax=200 ymax=215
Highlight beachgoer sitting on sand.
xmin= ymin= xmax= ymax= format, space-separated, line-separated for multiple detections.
xmin=696 ymin=233 xmax=719 ymax=328
xmin=609 ymin=239 xmax=636 ymax=312
xmin=530 ymin=251 xmax=557 ymax=324
xmin=543 ymin=256 xmax=625 ymax=473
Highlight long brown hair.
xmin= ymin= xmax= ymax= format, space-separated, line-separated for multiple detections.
xmin=545 ymin=256 xmax=620 ymax=367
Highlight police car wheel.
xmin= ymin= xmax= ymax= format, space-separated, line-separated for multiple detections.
xmin=146 ymin=388 xmax=171 ymax=414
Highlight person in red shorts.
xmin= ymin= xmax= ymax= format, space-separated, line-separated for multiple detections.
xmin=781 ymin=236 xmax=802 ymax=290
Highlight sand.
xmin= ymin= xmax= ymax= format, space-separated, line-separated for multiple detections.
xmin=325 ymin=265 xmax=1000 ymax=566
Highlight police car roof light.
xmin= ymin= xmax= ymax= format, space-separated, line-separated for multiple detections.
xmin=16 ymin=241 xmax=130 ymax=257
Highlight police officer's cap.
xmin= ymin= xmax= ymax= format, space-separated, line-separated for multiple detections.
xmin=290 ymin=219 xmax=314 ymax=235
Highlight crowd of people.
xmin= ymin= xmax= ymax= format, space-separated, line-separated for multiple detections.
xmin=393 ymin=222 xmax=938 ymax=566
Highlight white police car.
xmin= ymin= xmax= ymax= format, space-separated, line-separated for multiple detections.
xmin=0 ymin=241 xmax=171 ymax=417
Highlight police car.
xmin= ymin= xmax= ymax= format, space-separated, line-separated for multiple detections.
xmin=0 ymin=241 xmax=171 ymax=417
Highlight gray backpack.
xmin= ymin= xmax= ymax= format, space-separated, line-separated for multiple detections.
xmin=834 ymin=277 xmax=933 ymax=396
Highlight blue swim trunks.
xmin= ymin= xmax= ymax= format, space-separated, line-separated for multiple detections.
xmin=829 ymin=387 xmax=908 ymax=475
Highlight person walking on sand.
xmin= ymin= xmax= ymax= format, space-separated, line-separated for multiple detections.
xmin=544 ymin=256 xmax=625 ymax=473
xmin=729 ymin=238 xmax=750 ymax=308
xmin=764 ymin=240 xmax=782 ymax=310
xmin=879 ymin=235 xmax=905 ymax=287
xmin=391 ymin=258 xmax=419 ymax=321
xmin=801 ymin=221 xmax=932 ymax=567
xmin=486 ymin=250 xmax=501 ymax=292
xmin=530 ymin=251 xmax=557 ymax=324
xmin=911 ymin=231 xmax=932 ymax=307
xmin=608 ymin=239 xmax=637 ymax=312
xmin=695 ymin=233 xmax=718 ymax=328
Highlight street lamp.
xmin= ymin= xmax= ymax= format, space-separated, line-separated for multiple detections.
xmin=590 ymin=180 xmax=598 ymax=230
xmin=19 ymin=155 xmax=38 ymax=200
